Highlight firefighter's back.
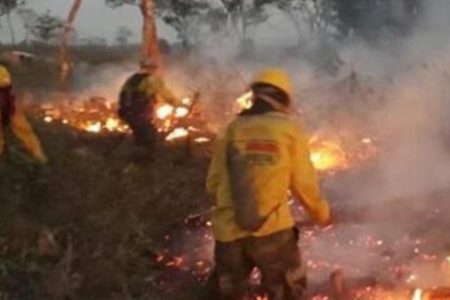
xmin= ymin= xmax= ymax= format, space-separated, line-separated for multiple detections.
xmin=212 ymin=111 xmax=300 ymax=242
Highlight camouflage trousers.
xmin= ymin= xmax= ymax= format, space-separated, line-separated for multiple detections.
xmin=206 ymin=228 xmax=306 ymax=300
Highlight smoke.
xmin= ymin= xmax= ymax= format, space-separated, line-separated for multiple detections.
xmin=71 ymin=62 xmax=135 ymax=102
xmin=49 ymin=0 xmax=450 ymax=292
xmin=293 ymin=0 xmax=450 ymax=290
xmin=147 ymin=0 xmax=450 ymax=291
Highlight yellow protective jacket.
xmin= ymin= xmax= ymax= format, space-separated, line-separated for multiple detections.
xmin=207 ymin=112 xmax=330 ymax=242
xmin=119 ymin=72 xmax=179 ymax=119
xmin=0 ymin=65 xmax=12 ymax=88
xmin=121 ymin=72 xmax=179 ymax=106
xmin=139 ymin=75 xmax=179 ymax=106
xmin=0 ymin=65 xmax=47 ymax=163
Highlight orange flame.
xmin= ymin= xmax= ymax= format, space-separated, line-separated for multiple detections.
xmin=85 ymin=121 xmax=102 ymax=133
xmin=309 ymin=136 xmax=348 ymax=172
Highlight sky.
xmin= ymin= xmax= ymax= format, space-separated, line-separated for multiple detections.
xmin=0 ymin=0 xmax=176 ymax=44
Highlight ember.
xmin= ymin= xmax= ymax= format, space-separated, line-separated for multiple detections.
xmin=156 ymin=104 xmax=174 ymax=120
xmin=166 ymin=127 xmax=189 ymax=141
xmin=85 ymin=121 xmax=102 ymax=133
xmin=412 ymin=288 xmax=423 ymax=300
xmin=40 ymin=97 xmax=129 ymax=134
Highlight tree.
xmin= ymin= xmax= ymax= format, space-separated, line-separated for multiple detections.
xmin=218 ymin=0 xmax=277 ymax=47
xmin=0 ymin=0 xmax=26 ymax=46
xmin=59 ymin=0 xmax=83 ymax=90
xmin=29 ymin=11 xmax=64 ymax=43
xmin=17 ymin=7 xmax=37 ymax=44
xmin=159 ymin=0 xmax=211 ymax=49
xmin=106 ymin=0 xmax=160 ymax=66
xmin=272 ymin=0 xmax=339 ymax=45
xmin=330 ymin=0 xmax=424 ymax=39
xmin=116 ymin=26 xmax=133 ymax=46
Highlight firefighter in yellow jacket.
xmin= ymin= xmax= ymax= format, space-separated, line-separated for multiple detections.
xmin=0 ymin=65 xmax=47 ymax=164
xmin=118 ymin=59 xmax=179 ymax=148
xmin=206 ymin=68 xmax=330 ymax=299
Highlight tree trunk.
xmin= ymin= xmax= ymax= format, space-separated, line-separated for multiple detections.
xmin=139 ymin=0 xmax=160 ymax=68
xmin=6 ymin=11 xmax=16 ymax=47
xmin=59 ymin=0 xmax=83 ymax=91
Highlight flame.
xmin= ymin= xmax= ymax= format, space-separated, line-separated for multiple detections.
xmin=156 ymin=104 xmax=175 ymax=120
xmin=105 ymin=117 xmax=120 ymax=132
xmin=235 ymin=91 xmax=253 ymax=111
xmin=85 ymin=121 xmax=102 ymax=133
xmin=166 ymin=127 xmax=189 ymax=141
xmin=175 ymin=107 xmax=189 ymax=118
xmin=412 ymin=289 xmax=423 ymax=300
xmin=309 ymin=138 xmax=348 ymax=172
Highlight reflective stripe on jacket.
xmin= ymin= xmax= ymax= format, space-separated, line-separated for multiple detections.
xmin=207 ymin=112 xmax=330 ymax=242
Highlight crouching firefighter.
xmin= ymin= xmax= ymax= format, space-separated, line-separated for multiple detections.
xmin=0 ymin=65 xmax=47 ymax=164
xmin=206 ymin=68 xmax=331 ymax=300
xmin=118 ymin=59 xmax=180 ymax=149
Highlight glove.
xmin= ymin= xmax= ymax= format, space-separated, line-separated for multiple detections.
xmin=314 ymin=199 xmax=331 ymax=226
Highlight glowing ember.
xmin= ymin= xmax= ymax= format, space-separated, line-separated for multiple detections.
xmin=105 ymin=117 xmax=120 ymax=132
xmin=194 ymin=137 xmax=211 ymax=144
xmin=406 ymin=274 xmax=418 ymax=284
xmin=412 ymin=288 xmax=423 ymax=300
xmin=175 ymin=107 xmax=189 ymax=118
xmin=362 ymin=137 xmax=373 ymax=144
xmin=156 ymin=104 xmax=175 ymax=120
xmin=44 ymin=116 xmax=53 ymax=123
xmin=181 ymin=97 xmax=192 ymax=106
xmin=166 ymin=127 xmax=189 ymax=141
xmin=85 ymin=122 xmax=102 ymax=133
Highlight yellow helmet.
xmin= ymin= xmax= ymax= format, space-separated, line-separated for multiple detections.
xmin=0 ymin=65 xmax=11 ymax=88
xmin=252 ymin=68 xmax=293 ymax=98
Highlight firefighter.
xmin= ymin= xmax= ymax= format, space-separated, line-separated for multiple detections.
xmin=206 ymin=68 xmax=331 ymax=299
xmin=118 ymin=58 xmax=179 ymax=149
xmin=0 ymin=64 xmax=47 ymax=164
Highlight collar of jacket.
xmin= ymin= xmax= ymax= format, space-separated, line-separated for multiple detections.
xmin=256 ymin=93 xmax=291 ymax=114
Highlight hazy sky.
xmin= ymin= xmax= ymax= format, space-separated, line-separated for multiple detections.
xmin=0 ymin=0 xmax=176 ymax=44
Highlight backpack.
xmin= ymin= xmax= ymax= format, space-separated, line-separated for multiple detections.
xmin=118 ymin=73 xmax=152 ymax=120
xmin=226 ymin=125 xmax=280 ymax=232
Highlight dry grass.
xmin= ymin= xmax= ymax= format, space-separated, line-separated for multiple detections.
xmin=0 ymin=118 xmax=211 ymax=300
